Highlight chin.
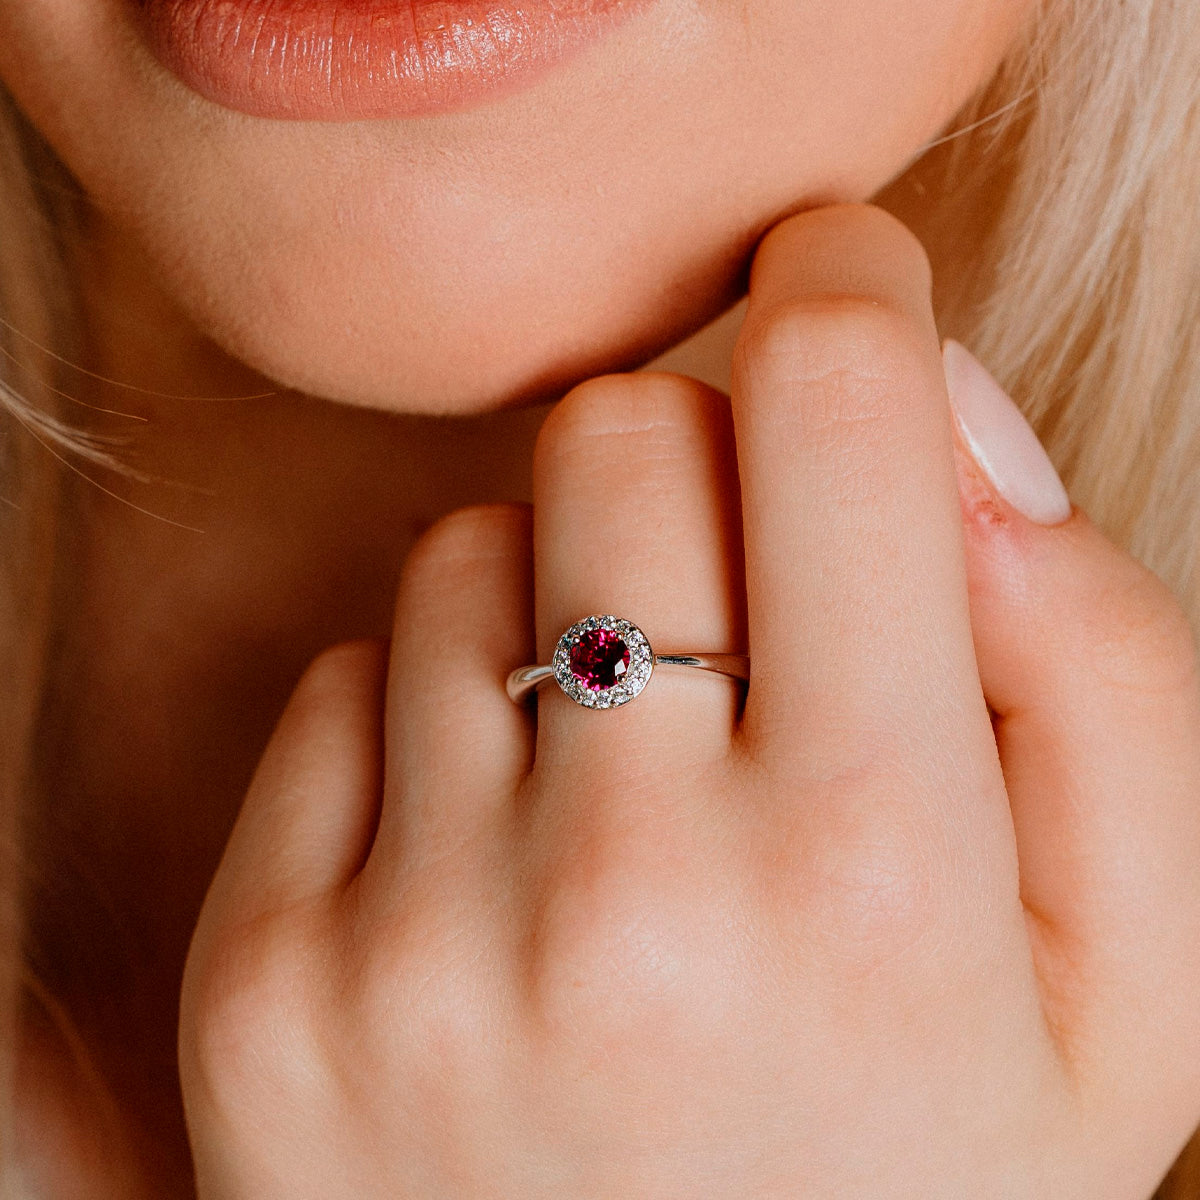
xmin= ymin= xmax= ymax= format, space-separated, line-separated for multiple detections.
xmin=145 ymin=200 xmax=761 ymax=417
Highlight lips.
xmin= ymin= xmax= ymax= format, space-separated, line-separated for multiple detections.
xmin=136 ymin=0 xmax=648 ymax=121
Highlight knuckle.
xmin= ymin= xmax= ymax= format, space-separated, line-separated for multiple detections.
xmin=1084 ymin=559 xmax=1198 ymax=697
xmin=793 ymin=797 xmax=967 ymax=978
xmin=181 ymin=913 xmax=319 ymax=1104
xmin=757 ymin=204 xmax=933 ymax=293
xmin=402 ymin=502 xmax=530 ymax=595
xmin=292 ymin=639 xmax=387 ymax=712
xmin=733 ymin=297 xmax=927 ymax=439
xmin=535 ymin=371 xmax=715 ymax=475
xmin=350 ymin=912 xmax=493 ymax=1087
xmin=858 ymin=205 xmax=934 ymax=280
xmin=735 ymin=293 xmax=916 ymax=387
xmin=522 ymin=832 xmax=728 ymax=1052
xmin=277 ymin=640 xmax=387 ymax=751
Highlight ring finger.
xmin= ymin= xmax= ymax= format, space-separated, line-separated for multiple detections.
xmin=531 ymin=371 xmax=746 ymax=774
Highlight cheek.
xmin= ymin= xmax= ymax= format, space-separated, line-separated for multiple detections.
xmin=0 ymin=0 xmax=1031 ymax=414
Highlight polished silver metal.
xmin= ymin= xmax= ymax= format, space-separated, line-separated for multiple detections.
xmin=506 ymin=615 xmax=749 ymax=708
xmin=505 ymin=654 xmax=750 ymax=704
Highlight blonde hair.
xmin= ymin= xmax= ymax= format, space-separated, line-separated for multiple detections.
xmin=2 ymin=0 xmax=1199 ymax=1193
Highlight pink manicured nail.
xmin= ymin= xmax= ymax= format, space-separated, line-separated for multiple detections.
xmin=942 ymin=340 xmax=1072 ymax=526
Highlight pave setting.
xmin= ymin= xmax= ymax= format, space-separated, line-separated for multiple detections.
xmin=552 ymin=615 xmax=653 ymax=709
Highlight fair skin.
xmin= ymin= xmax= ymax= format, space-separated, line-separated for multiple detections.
xmin=4 ymin=1 xmax=1200 ymax=1198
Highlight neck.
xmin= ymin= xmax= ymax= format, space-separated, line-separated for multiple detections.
xmin=21 ymin=215 xmax=547 ymax=1193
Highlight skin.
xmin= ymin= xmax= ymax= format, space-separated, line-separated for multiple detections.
xmin=0 ymin=0 xmax=1027 ymax=411
xmin=4 ymin=0 xmax=1200 ymax=1196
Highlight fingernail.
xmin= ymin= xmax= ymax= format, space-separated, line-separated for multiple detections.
xmin=942 ymin=340 xmax=1072 ymax=526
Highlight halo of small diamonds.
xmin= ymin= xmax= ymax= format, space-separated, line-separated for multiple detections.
xmin=552 ymin=615 xmax=654 ymax=709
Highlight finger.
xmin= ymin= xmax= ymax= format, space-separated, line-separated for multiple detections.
xmin=531 ymin=371 xmax=746 ymax=770
xmin=202 ymin=638 xmax=388 ymax=923
xmin=947 ymin=342 xmax=1200 ymax=1099
xmin=362 ymin=503 xmax=534 ymax=897
xmin=730 ymin=204 xmax=991 ymax=776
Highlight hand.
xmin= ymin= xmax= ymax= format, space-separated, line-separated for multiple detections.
xmin=178 ymin=205 xmax=1200 ymax=1198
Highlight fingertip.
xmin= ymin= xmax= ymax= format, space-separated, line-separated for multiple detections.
xmin=749 ymin=204 xmax=933 ymax=320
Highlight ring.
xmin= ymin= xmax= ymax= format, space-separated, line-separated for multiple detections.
xmin=506 ymin=614 xmax=750 ymax=709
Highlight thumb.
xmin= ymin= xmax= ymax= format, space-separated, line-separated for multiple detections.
xmin=945 ymin=340 xmax=1200 ymax=1123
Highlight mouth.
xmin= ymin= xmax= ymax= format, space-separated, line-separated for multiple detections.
xmin=134 ymin=0 xmax=651 ymax=121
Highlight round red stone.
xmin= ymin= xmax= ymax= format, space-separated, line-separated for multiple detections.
xmin=569 ymin=628 xmax=631 ymax=691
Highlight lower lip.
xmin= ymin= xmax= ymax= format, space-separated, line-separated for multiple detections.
xmin=136 ymin=0 xmax=647 ymax=121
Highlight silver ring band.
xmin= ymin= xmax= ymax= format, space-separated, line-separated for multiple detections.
xmin=506 ymin=654 xmax=750 ymax=702
xmin=506 ymin=615 xmax=749 ymax=710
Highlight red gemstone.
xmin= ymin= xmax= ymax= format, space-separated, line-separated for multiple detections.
xmin=569 ymin=628 xmax=631 ymax=691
